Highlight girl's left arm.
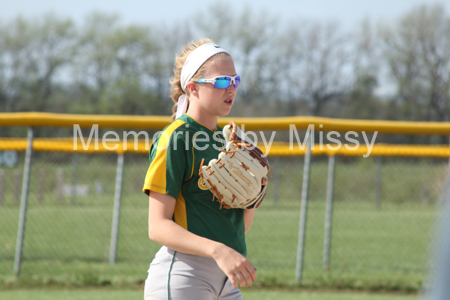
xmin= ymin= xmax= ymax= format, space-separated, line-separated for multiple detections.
xmin=244 ymin=208 xmax=255 ymax=233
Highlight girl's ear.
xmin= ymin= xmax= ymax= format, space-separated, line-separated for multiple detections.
xmin=187 ymin=82 xmax=199 ymax=98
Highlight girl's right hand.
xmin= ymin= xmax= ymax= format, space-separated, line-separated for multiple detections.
xmin=212 ymin=244 xmax=256 ymax=288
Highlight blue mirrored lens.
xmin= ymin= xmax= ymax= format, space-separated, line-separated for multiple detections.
xmin=214 ymin=78 xmax=232 ymax=89
xmin=235 ymin=76 xmax=240 ymax=88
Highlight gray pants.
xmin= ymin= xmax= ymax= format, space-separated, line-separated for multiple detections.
xmin=144 ymin=246 xmax=243 ymax=300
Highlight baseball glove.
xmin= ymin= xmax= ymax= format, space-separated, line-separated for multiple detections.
xmin=199 ymin=121 xmax=271 ymax=209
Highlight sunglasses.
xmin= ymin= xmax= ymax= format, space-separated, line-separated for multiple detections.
xmin=194 ymin=75 xmax=241 ymax=89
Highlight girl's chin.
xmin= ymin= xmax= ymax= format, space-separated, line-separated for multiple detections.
xmin=218 ymin=107 xmax=232 ymax=116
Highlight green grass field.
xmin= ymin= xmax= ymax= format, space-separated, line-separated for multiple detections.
xmin=0 ymin=155 xmax=446 ymax=292
xmin=0 ymin=200 xmax=437 ymax=292
xmin=0 ymin=288 xmax=421 ymax=300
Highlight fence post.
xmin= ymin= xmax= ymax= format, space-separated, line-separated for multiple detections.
xmin=71 ymin=153 xmax=78 ymax=205
xmin=14 ymin=170 xmax=21 ymax=204
xmin=109 ymin=153 xmax=124 ymax=264
xmin=375 ymin=156 xmax=382 ymax=209
xmin=323 ymin=155 xmax=336 ymax=270
xmin=0 ymin=170 xmax=4 ymax=205
xmin=56 ymin=169 xmax=64 ymax=203
xmin=273 ymin=156 xmax=280 ymax=208
xmin=14 ymin=127 xmax=34 ymax=276
xmin=296 ymin=135 xmax=312 ymax=282
xmin=38 ymin=170 xmax=45 ymax=204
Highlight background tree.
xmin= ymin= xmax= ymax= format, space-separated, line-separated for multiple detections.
xmin=277 ymin=20 xmax=351 ymax=117
xmin=0 ymin=14 xmax=77 ymax=113
xmin=71 ymin=13 xmax=164 ymax=115
xmin=380 ymin=4 xmax=450 ymax=122
xmin=342 ymin=18 xmax=383 ymax=120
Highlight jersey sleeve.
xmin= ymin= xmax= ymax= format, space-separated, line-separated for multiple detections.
xmin=142 ymin=127 xmax=187 ymax=199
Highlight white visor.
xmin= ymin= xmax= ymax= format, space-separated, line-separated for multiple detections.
xmin=175 ymin=43 xmax=228 ymax=119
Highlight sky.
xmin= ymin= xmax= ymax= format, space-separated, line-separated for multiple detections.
xmin=1 ymin=0 xmax=449 ymax=29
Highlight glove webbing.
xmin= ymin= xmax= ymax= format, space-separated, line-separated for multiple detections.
xmin=199 ymin=144 xmax=251 ymax=209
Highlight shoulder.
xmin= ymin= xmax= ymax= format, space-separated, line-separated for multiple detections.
xmin=162 ymin=119 xmax=189 ymax=136
xmin=152 ymin=119 xmax=189 ymax=149
xmin=160 ymin=119 xmax=191 ymax=140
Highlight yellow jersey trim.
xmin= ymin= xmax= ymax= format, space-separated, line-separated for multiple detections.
xmin=174 ymin=191 xmax=188 ymax=230
xmin=142 ymin=119 xmax=186 ymax=195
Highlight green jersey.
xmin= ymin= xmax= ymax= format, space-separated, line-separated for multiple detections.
xmin=143 ymin=114 xmax=246 ymax=256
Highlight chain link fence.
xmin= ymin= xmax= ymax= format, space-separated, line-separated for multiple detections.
xmin=0 ymin=125 xmax=448 ymax=290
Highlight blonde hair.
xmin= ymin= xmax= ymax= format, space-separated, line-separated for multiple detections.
xmin=169 ymin=38 xmax=231 ymax=121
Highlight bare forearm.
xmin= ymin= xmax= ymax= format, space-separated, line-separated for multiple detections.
xmin=149 ymin=219 xmax=223 ymax=258
xmin=147 ymin=192 xmax=256 ymax=288
xmin=244 ymin=208 xmax=255 ymax=233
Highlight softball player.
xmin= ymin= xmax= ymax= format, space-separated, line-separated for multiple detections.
xmin=143 ymin=39 xmax=257 ymax=299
